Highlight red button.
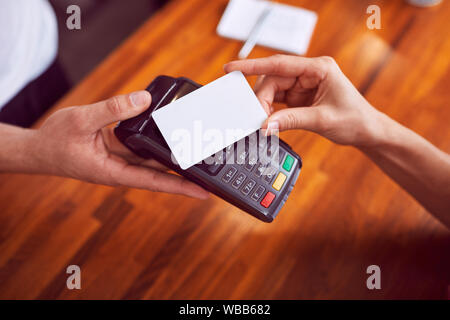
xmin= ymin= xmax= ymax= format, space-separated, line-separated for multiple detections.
xmin=260 ymin=192 xmax=276 ymax=208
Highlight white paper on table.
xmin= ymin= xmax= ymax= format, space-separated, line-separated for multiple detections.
xmin=152 ymin=71 xmax=268 ymax=170
xmin=217 ymin=0 xmax=318 ymax=55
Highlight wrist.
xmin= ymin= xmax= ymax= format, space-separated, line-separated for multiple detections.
xmin=357 ymin=108 xmax=397 ymax=151
xmin=24 ymin=128 xmax=61 ymax=176
xmin=0 ymin=125 xmax=41 ymax=173
xmin=18 ymin=128 xmax=50 ymax=174
xmin=21 ymin=129 xmax=45 ymax=174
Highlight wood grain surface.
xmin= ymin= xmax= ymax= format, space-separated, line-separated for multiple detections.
xmin=0 ymin=0 xmax=449 ymax=299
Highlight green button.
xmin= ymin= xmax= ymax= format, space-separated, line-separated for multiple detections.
xmin=282 ymin=155 xmax=294 ymax=172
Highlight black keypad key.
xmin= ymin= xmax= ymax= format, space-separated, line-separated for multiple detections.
xmin=207 ymin=163 xmax=222 ymax=175
xmin=232 ymin=172 xmax=247 ymax=189
xmin=258 ymin=141 xmax=272 ymax=165
xmin=206 ymin=163 xmax=222 ymax=175
xmin=266 ymin=143 xmax=285 ymax=165
xmin=203 ymin=151 xmax=225 ymax=175
xmin=241 ymin=179 xmax=256 ymax=196
xmin=254 ymin=163 xmax=266 ymax=177
xmin=258 ymin=136 xmax=268 ymax=153
xmin=222 ymin=167 xmax=237 ymax=183
xmin=244 ymin=153 xmax=258 ymax=171
xmin=251 ymin=185 xmax=266 ymax=201
xmin=244 ymin=162 xmax=255 ymax=171
xmin=224 ymin=144 xmax=235 ymax=163
xmin=236 ymin=147 xmax=248 ymax=165
xmin=263 ymin=166 xmax=277 ymax=183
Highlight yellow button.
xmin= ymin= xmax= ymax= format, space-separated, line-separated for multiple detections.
xmin=272 ymin=172 xmax=287 ymax=191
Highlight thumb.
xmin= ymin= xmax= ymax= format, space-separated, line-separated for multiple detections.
xmin=261 ymin=107 xmax=322 ymax=134
xmin=83 ymin=91 xmax=151 ymax=130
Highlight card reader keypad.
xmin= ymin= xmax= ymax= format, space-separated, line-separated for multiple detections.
xmin=251 ymin=185 xmax=265 ymax=201
xmin=263 ymin=166 xmax=277 ymax=184
xmin=199 ymin=133 xmax=296 ymax=214
xmin=232 ymin=172 xmax=247 ymax=189
xmin=241 ymin=179 xmax=256 ymax=195
xmin=222 ymin=167 xmax=237 ymax=183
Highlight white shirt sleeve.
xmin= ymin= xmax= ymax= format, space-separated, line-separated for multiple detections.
xmin=0 ymin=0 xmax=58 ymax=109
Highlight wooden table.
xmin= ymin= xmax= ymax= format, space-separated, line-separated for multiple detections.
xmin=0 ymin=0 xmax=449 ymax=299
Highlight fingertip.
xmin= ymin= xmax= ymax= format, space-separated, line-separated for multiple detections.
xmin=198 ymin=191 xmax=210 ymax=200
xmin=223 ymin=63 xmax=232 ymax=73
xmin=129 ymin=90 xmax=151 ymax=109
xmin=143 ymin=91 xmax=152 ymax=107
xmin=188 ymin=187 xmax=210 ymax=200
xmin=223 ymin=60 xmax=240 ymax=73
xmin=180 ymin=179 xmax=210 ymax=200
xmin=194 ymin=185 xmax=210 ymax=199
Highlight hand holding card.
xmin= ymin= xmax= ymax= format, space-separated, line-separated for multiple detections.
xmin=115 ymin=73 xmax=303 ymax=221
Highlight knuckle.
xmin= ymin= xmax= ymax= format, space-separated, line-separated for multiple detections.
xmin=272 ymin=53 xmax=285 ymax=60
xmin=285 ymin=112 xmax=299 ymax=129
xmin=147 ymin=171 xmax=164 ymax=192
xmin=317 ymin=56 xmax=337 ymax=71
xmin=319 ymin=56 xmax=336 ymax=65
xmin=106 ymin=96 xmax=124 ymax=117
xmin=270 ymin=54 xmax=285 ymax=73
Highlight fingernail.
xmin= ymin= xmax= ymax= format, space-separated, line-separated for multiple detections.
xmin=130 ymin=91 xmax=149 ymax=107
xmin=265 ymin=120 xmax=279 ymax=136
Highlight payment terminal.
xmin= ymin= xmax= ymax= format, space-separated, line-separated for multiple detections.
xmin=114 ymin=76 xmax=302 ymax=222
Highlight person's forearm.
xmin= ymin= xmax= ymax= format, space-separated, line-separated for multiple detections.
xmin=0 ymin=123 xmax=39 ymax=174
xmin=359 ymin=111 xmax=450 ymax=228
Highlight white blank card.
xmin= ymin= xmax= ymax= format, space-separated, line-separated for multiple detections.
xmin=152 ymin=71 xmax=267 ymax=170
xmin=217 ymin=0 xmax=318 ymax=55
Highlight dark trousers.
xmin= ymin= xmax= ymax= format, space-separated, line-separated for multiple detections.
xmin=0 ymin=59 xmax=70 ymax=127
